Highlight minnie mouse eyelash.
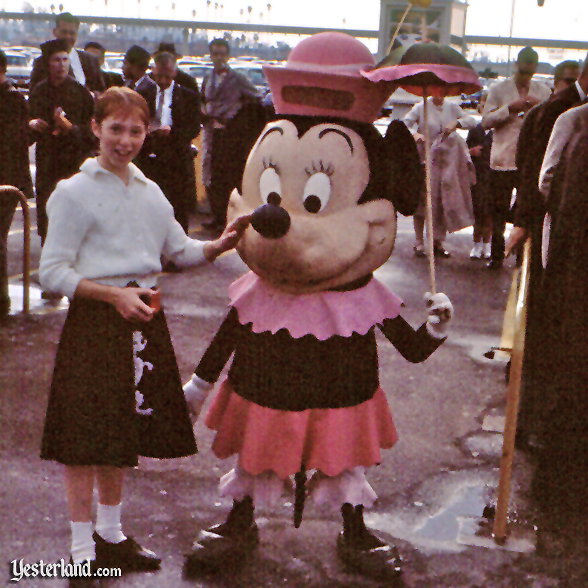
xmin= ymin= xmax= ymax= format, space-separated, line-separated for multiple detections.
xmin=262 ymin=158 xmax=280 ymax=174
xmin=305 ymin=160 xmax=334 ymax=177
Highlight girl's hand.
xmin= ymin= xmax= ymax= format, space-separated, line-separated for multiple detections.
xmin=112 ymin=287 xmax=156 ymax=323
xmin=204 ymin=214 xmax=252 ymax=261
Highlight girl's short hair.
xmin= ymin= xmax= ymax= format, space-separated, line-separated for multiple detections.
xmin=94 ymin=87 xmax=150 ymax=128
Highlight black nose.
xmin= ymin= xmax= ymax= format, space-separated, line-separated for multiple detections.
xmin=251 ymin=203 xmax=291 ymax=239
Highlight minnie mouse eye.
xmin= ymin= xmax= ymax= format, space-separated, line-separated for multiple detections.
xmin=259 ymin=166 xmax=282 ymax=205
xmin=302 ymin=172 xmax=331 ymax=214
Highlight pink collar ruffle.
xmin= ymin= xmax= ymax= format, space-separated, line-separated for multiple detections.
xmin=228 ymin=272 xmax=403 ymax=340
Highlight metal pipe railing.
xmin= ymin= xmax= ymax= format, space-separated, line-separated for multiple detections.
xmin=1 ymin=186 xmax=30 ymax=314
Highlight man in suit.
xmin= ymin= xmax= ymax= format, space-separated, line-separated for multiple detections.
xmin=482 ymin=46 xmax=551 ymax=269
xmin=29 ymin=12 xmax=105 ymax=94
xmin=153 ymin=43 xmax=200 ymax=94
xmin=84 ymin=41 xmax=124 ymax=88
xmin=201 ymin=38 xmax=260 ymax=231
xmin=122 ymin=45 xmax=156 ymax=94
xmin=136 ymin=51 xmax=201 ymax=235
xmin=506 ymin=56 xmax=586 ymax=447
xmin=28 ymin=39 xmax=95 ymax=247
xmin=0 ymin=49 xmax=34 ymax=321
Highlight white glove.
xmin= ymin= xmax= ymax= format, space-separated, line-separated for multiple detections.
xmin=425 ymin=292 xmax=453 ymax=339
xmin=183 ymin=374 xmax=213 ymax=423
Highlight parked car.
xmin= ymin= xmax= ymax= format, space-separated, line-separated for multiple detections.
xmin=5 ymin=51 xmax=32 ymax=91
xmin=232 ymin=65 xmax=269 ymax=95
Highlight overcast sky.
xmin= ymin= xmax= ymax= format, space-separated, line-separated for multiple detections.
xmin=4 ymin=0 xmax=585 ymax=41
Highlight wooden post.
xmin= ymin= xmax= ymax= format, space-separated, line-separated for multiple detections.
xmin=492 ymin=239 xmax=531 ymax=543
xmin=421 ymin=93 xmax=436 ymax=294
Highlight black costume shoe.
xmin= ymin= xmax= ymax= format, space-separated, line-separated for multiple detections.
xmin=336 ymin=504 xmax=402 ymax=581
xmin=67 ymin=558 xmax=100 ymax=587
xmin=184 ymin=496 xmax=258 ymax=575
xmin=93 ymin=532 xmax=161 ymax=572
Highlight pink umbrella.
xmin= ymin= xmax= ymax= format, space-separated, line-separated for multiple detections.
xmin=363 ymin=43 xmax=482 ymax=293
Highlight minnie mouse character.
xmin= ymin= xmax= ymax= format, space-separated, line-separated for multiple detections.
xmin=183 ymin=32 xmax=453 ymax=580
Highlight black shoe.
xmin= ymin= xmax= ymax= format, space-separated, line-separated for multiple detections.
xmin=433 ymin=245 xmax=451 ymax=258
xmin=184 ymin=496 xmax=258 ymax=575
xmin=93 ymin=532 xmax=161 ymax=572
xmin=337 ymin=503 xmax=402 ymax=581
xmin=67 ymin=558 xmax=100 ymax=587
xmin=41 ymin=289 xmax=63 ymax=300
xmin=486 ymin=259 xmax=503 ymax=270
xmin=337 ymin=532 xmax=402 ymax=581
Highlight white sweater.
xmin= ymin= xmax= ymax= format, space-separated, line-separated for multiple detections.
xmin=40 ymin=158 xmax=208 ymax=298
xmin=482 ymin=77 xmax=551 ymax=171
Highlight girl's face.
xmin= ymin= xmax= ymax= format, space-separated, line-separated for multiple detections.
xmin=92 ymin=110 xmax=147 ymax=175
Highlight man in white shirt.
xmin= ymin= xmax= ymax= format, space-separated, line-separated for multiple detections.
xmin=136 ymin=52 xmax=201 ymax=236
xmin=29 ymin=12 xmax=105 ymax=93
xmin=482 ymin=46 xmax=551 ymax=269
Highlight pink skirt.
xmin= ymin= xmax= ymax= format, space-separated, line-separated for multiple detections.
xmin=205 ymin=379 xmax=398 ymax=479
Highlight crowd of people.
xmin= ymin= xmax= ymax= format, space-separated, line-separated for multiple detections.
xmin=0 ymin=10 xmax=586 ymax=583
xmin=1 ymin=11 xmax=262 ymax=308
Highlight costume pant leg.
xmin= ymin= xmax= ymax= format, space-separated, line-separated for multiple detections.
xmin=490 ymin=170 xmax=518 ymax=263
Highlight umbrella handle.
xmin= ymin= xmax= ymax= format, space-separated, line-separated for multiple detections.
xmin=387 ymin=3 xmax=413 ymax=54
xmin=422 ymin=94 xmax=437 ymax=295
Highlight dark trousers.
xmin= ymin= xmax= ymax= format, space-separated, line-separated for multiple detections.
xmin=0 ymin=191 xmax=19 ymax=315
xmin=489 ymin=170 xmax=518 ymax=263
xmin=207 ymin=128 xmax=241 ymax=227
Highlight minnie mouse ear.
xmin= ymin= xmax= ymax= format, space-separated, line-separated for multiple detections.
xmin=384 ymin=120 xmax=423 ymax=216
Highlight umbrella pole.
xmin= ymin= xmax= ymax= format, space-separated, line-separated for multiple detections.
xmin=422 ymin=92 xmax=437 ymax=294
xmin=387 ymin=3 xmax=413 ymax=53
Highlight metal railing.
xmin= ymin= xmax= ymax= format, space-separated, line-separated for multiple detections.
xmin=1 ymin=186 xmax=30 ymax=314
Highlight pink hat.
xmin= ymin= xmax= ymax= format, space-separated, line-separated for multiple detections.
xmin=263 ymin=32 xmax=394 ymax=123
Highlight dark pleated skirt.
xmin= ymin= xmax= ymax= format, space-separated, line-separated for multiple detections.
xmin=41 ymin=296 xmax=197 ymax=467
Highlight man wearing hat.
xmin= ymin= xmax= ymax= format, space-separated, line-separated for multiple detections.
xmin=28 ymin=39 xmax=95 ymax=250
xmin=122 ymin=45 xmax=156 ymax=93
xmin=30 ymin=12 xmax=105 ymax=93
xmin=153 ymin=42 xmax=199 ymax=94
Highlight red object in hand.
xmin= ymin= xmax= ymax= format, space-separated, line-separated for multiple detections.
xmin=149 ymin=290 xmax=161 ymax=313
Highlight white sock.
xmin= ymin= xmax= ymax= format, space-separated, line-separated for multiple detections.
xmin=483 ymin=242 xmax=492 ymax=257
xmin=70 ymin=521 xmax=95 ymax=564
xmin=95 ymin=502 xmax=126 ymax=544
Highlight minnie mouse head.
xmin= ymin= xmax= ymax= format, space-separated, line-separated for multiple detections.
xmin=227 ymin=33 xmax=422 ymax=294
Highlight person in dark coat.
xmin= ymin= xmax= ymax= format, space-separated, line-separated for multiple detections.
xmin=201 ymin=38 xmax=262 ymax=231
xmin=530 ymin=121 xmax=588 ymax=515
xmin=506 ymin=56 xmax=586 ymax=446
xmin=153 ymin=42 xmax=200 ymax=94
xmin=84 ymin=41 xmax=124 ymax=88
xmin=28 ymin=39 xmax=95 ymax=246
xmin=0 ymin=50 xmax=34 ymax=321
xmin=466 ymin=93 xmax=493 ymax=259
xmin=29 ymin=12 xmax=105 ymax=93
xmin=122 ymin=45 xmax=156 ymax=93
xmin=136 ymin=51 xmax=201 ymax=235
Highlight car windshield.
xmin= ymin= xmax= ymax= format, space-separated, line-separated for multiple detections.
xmin=233 ymin=68 xmax=266 ymax=86
xmin=105 ymin=57 xmax=124 ymax=71
xmin=6 ymin=54 xmax=29 ymax=67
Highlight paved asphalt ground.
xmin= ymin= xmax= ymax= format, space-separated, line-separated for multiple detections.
xmin=1 ymin=206 xmax=587 ymax=587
